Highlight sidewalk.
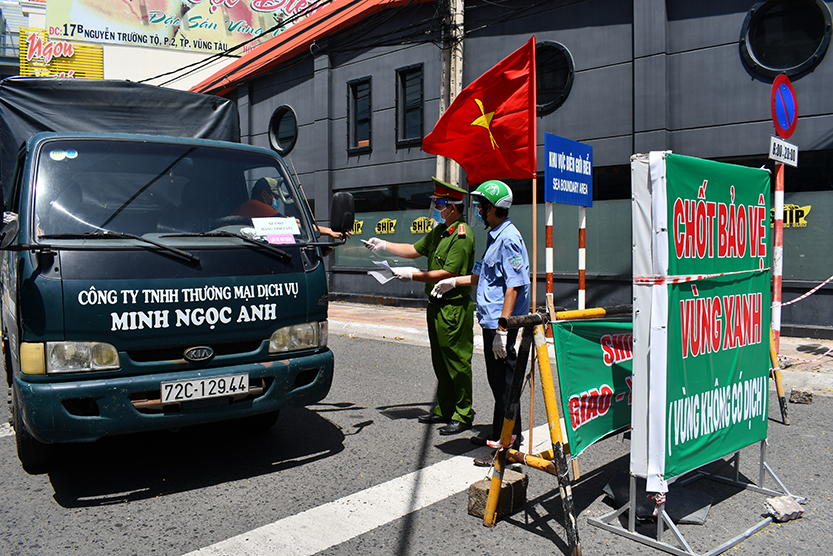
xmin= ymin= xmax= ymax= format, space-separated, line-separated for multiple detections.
xmin=328 ymin=301 xmax=833 ymax=396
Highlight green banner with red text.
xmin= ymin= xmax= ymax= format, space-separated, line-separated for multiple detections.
xmin=552 ymin=319 xmax=633 ymax=457
xmin=631 ymin=152 xmax=771 ymax=492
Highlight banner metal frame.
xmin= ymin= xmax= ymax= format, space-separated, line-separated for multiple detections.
xmin=588 ymin=439 xmax=803 ymax=556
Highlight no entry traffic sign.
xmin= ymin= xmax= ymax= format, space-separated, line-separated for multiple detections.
xmin=771 ymin=74 xmax=798 ymax=139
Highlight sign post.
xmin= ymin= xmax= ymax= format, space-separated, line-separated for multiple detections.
xmin=769 ymin=74 xmax=798 ymax=352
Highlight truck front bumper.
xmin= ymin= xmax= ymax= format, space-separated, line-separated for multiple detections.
xmin=14 ymin=349 xmax=334 ymax=444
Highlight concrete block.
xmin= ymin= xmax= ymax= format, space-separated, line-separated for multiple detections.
xmin=790 ymin=387 xmax=814 ymax=404
xmin=765 ymin=495 xmax=804 ymax=522
xmin=467 ymin=468 xmax=528 ymax=519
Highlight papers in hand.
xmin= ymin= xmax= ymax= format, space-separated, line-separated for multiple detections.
xmin=368 ymin=260 xmax=398 ymax=284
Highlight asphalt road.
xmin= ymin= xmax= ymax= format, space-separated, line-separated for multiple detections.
xmin=2 ymin=333 xmax=831 ymax=556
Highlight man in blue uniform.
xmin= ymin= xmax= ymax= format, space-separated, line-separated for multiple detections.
xmin=433 ymin=180 xmax=530 ymax=465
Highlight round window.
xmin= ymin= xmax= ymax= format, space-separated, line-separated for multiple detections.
xmin=269 ymin=105 xmax=298 ymax=155
xmin=536 ymin=41 xmax=574 ymax=115
xmin=740 ymin=0 xmax=832 ymax=78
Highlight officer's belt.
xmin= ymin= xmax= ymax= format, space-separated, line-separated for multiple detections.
xmin=428 ymin=295 xmax=470 ymax=307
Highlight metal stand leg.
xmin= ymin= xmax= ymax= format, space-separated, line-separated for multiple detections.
xmin=588 ymin=441 xmax=802 ymax=556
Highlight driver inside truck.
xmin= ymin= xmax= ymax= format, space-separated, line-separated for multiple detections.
xmin=232 ymin=177 xmax=349 ymax=240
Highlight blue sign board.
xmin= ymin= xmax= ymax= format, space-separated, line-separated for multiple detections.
xmin=544 ymin=133 xmax=593 ymax=207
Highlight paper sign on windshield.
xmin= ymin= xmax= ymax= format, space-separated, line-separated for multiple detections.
xmin=252 ymin=217 xmax=299 ymax=245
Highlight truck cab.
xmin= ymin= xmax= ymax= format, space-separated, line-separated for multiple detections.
xmin=2 ymin=130 xmax=351 ymax=471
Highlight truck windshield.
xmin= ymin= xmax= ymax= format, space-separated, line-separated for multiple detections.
xmin=33 ymin=139 xmax=314 ymax=243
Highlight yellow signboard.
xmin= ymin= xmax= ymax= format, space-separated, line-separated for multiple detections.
xmin=20 ymin=28 xmax=103 ymax=79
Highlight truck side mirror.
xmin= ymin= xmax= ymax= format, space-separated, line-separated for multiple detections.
xmin=0 ymin=212 xmax=18 ymax=249
xmin=329 ymin=192 xmax=354 ymax=234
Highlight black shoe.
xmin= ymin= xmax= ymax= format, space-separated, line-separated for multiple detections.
xmin=438 ymin=421 xmax=471 ymax=435
xmin=473 ymin=451 xmax=496 ymax=467
xmin=418 ymin=413 xmax=451 ymax=424
xmin=469 ymin=434 xmax=495 ymax=446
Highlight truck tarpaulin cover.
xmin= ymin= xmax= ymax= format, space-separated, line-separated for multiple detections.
xmin=0 ymin=77 xmax=240 ymax=200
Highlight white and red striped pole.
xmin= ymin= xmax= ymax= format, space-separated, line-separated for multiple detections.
xmin=545 ymin=202 xmax=554 ymax=336
xmin=578 ymin=206 xmax=586 ymax=310
xmin=771 ymin=162 xmax=784 ymax=352
xmin=546 ymin=203 xmax=554 ymax=295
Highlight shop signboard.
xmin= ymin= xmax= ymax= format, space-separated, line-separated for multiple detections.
xmin=46 ymin=0 xmax=324 ymax=55
xmin=19 ymin=28 xmax=103 ymax=79
xmin=631 ymin=152 xmax=771 ymax=492
xmin=552 ymin=319 xmax=633 ymax=457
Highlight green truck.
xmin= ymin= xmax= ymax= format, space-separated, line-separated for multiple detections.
xmin=0 ymin=78 xmax=352 ymax=471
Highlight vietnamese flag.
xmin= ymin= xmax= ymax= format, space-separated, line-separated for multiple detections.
xmin=423 ymin=36 xmax=536 ymax=186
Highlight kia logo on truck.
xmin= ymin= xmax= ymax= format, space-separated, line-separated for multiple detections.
xmin=184 ymin=346 xmax=214 ymax=362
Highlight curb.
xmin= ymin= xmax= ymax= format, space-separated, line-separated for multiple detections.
xmin=328 ymin=302 xmax=833 ymax=397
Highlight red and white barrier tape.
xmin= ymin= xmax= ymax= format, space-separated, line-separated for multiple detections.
xmin=633 ymin=267 xmax=770 ymax=286
xmin=778 ymin=346 xmax=833 ymax=364
xmin=773 ymin=273 xmax=833 ymax=308
xmin=649 ymin=492 xmax=667 ymax=517
xmin=487 ymin=435 xmax=517 ymax=451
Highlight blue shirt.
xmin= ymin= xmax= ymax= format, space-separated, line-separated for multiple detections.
xmin=474 ymin=219 xmax=531 ymax=329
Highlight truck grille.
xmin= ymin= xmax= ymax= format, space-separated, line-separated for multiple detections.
xmin=127 ymin=339 xmax=263 ymax=362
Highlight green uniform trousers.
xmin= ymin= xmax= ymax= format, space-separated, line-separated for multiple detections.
xmin=426 ymin=297 xmax=474 ymax=425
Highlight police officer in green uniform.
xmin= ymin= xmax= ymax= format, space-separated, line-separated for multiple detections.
xmin=364 ymin=178 xmax=476 ymax=435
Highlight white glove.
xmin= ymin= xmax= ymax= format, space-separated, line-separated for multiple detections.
xmin=392 ymin=267 xmax=420 ymax=282
xmin=363 ymin=237 xmax=387 ymax=252
xmin=431 ymin=277 xmax=456 ymax=298
xmin=492 ymin=329 xmax=508 ymax=359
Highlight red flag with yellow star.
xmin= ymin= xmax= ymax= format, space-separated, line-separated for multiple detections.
xmin=422 ymin=36 xmax=536 ymax=186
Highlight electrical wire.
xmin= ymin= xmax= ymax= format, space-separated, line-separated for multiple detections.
xmin=144 ymin=0 xmax=585 ymax=90
xmin=140 ymin=0 xmax=331 ymax=86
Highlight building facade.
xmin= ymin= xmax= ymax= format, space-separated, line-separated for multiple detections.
xmin=194 ymin=0 xmax=833 ymax=338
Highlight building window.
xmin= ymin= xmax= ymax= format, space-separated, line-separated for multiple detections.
xmin=348 ymin=181 xmax=435 ymax=212
xmin=740 ymin=0 xmax=832 ymax=78
xmin=536 ymin=41 xmax=574 ymax=115
xmin=396 ymin=64 xmax=423 ymax=147
xmin=268 ymin=105 xmax=298 ymax=155
xmin=348 ymin=77 xmax=372 ymax=153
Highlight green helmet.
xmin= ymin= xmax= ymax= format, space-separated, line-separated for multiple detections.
xmin=471 ymin=180 xmax=513 ymax=209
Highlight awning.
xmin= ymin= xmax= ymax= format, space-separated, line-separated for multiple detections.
xmin=190 ymin=0 xmax=427 ymax=96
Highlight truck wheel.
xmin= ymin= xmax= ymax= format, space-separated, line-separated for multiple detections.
xmin=11 ymin=387 xmax=51 ymax=473
xmin=243 ymin=410 xmax=279 ymax=430
xmin=3 ymin=335 xmax=11 ymax=387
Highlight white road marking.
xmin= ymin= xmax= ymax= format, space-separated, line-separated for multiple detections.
xmin=0 ymin=422 xmax=13 ymax=438
xmin=185 ymin=424 xmax=551 ymax=556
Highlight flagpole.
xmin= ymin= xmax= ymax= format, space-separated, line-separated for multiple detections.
xmin=531 ymin=36 xmax=538 ymax=313
xmin=532 ymin=173 xmax=538 ymax=312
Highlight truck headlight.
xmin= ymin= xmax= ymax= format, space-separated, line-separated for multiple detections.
xmin=269 ymin=321 xmax=328 ymax=353
xmin=46 ymin=342 xmax=120 ymax=373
